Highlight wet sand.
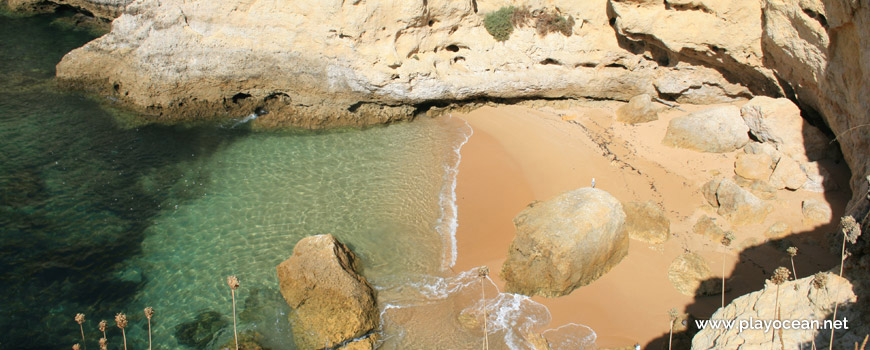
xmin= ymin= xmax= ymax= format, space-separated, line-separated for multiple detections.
xmin=451 ymin=103 xmax=850 ymax=348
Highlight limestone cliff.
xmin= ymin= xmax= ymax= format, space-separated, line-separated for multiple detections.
xmin=54 ymin=0 xmax=749 ymax=129
xmin=3 ymin=0 xmax=126 ymax=21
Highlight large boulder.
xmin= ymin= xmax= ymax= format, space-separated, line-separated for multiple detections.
xmin=692 ymin=273 xmax=863 ymax=349
xmin=276 ymin=234 xmax=378 ymax=350
xmin=623 ymin=201 xmax=670 ymax=244
xmin=662 ymin=106 xmax=750 ymax=153
xmin=501 ymin=188 xmax=629 ymax=297
xmin=703 ymin=178 xmax=773 ymax=225
xmin=740 ymin=96 xmax=830 ymax=162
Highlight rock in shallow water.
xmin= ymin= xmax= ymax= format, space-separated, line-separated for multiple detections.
xmin=501 ymin=187 xmax=629 ymax=298
xmin=276 ymin=234 xmax=378 ymax=350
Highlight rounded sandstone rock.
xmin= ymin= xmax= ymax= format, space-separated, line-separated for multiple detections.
xmin=624 ymin=200 xmax=670 ymax=244
xmin=501 ymin=188 xmax=629 ymax=298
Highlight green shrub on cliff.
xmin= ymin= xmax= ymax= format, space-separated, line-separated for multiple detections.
xmin=484 ymin=6 xmax=516 ymax=41
xmin=484 ymin=6 xmax=576 ymax=42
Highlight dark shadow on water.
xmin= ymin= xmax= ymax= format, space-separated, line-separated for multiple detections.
xmin=0 ymin=12 xmax=254 ymax=349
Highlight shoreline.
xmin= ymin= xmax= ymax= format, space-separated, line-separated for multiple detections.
xmin=450 ymin=103 xmax=850 ymax=347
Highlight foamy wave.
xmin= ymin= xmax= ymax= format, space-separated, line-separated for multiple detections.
xmin=376 ymin=268 xmax=598 ymax=350
xmin=435 ymin=114 xmax=473 ymax=271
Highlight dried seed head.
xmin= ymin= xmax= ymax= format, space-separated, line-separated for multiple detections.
xmin=115 ymin=313 xmax=127 ymax=329
xmin=75 ymin=313 xmax=85 ymax=325
xmin=668 ymin=308 xmax=679 ymax=321
xmin=840 ymin=216 xmax=862 ymax=244
xmin=98 ymin=320 xmax=107 ymax=333
xmin=99 ymin=338 xmax=108 ymax=350
xmin=771 ymin=266 xmax=790 ymax=285
xmin=721 ymin=232 xmax=735 ymax=247
xmin=477 ymin=266 xmax=490 ymax=278
xmin=144 ymin=307 xmax=154 ymax=320
xmin=73 ymin=344 xmax=81 ymax=350
xmin=787 ymin=246 xmax=798 ymax=257
xmin=812 ymin=272 xmax=828 ymax=289
xmin=227 ymin=275 xmax=240 ymax=290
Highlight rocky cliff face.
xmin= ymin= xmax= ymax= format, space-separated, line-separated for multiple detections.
xmin=54 ymin=0 xmax=750 ymax=129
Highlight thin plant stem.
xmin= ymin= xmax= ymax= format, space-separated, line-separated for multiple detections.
xmin=148 ymin=318 xmax=152 ymax=350
xmin=790 ymin=257 xmax=797 ymax=280
xmin=122 ymin=329 xmax=127 ymax=350
xmin=232 ymin=289 xmax=239 ymax=350
xmin=480 ymin=278 xmax=488 ymax=350
xmin=830 ymin=234 xmax=848 ymax=350
xmin=722 ymin=246 xmax=726 ymax=309
xmin=79 ymin=324 xmax=86 ymax=348
xmin=771 ymin=284 xmax=780 ymax=350
xmin=668 ymin=319 xmax=674 ymax=350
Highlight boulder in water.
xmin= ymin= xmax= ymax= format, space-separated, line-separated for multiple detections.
xmin=276 ymin=234 xmax=378 ymax=350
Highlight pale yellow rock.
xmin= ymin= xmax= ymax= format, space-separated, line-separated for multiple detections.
xmin=740 ymin=96 xmax=830 ymax=162
xmin=734 ymin=152 xmax=774 ymax=181
xmin=623 ymin=201 xmax=670 ymax=244
xmin=692 ymin=274 xmax=864 ymax=349
xmin=769 ymin=156 xmax=807 ymax=190
xmin=616 ymin=94 xmax=659 ymax=124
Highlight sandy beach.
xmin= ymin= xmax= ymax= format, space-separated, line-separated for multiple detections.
xmin=451 ymin=103 xmax=851 ymax=348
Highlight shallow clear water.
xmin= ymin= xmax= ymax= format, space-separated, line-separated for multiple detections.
xmin=0 ymin=11 xmax=597 ymax=350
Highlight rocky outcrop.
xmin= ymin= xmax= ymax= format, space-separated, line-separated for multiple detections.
xmin=741 ymin=96 xmax=830 ymax=162
xmin=662 ymin=106 xmax=750 ymax=153
xmin=616 ymin=94 xmax=659 ymax=124
xmin=501 ymin=188 xmax=629 ymax=297
xmin=703 ymin=177 xmax=772 ymax=225
xmin=623 ymin=200 xmax=670 ymax=244
xmin=276 ymin=234 xmax=378 ymax=350
xmin=692 ymin=273 xmax=864 ymax=349
xmin=761 ymin=0 xmax=870 ymax=217
xmin=54 ymin=0 xmax=754 ymax=128
xmin=3 ymin=0 xmax=126 ymax=21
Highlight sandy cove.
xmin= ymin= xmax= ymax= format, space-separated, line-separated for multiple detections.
xmin=450 ymin=102 xmax=851 ymax=348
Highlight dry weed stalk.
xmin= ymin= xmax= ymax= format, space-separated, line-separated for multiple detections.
xmin=830 ymin=216 xmax=862 ymax=350
xmin=227 ymin=275 xmax=240 ymax=350
xmin=855 ymin=334 xmax=868 ymax=350
xmin=668 ymin=308 xmax=678 ymax=350
xmin=721 ymin=232 xmax=735 ymax=309
xmin=770 ymin=267 xmax=790 ymax=350
xmin=115 ymin=313 xmax=128 ymax=350
xmin=787 ymin=246 xmax=798 ymax=279
xmin=145 ymin=307 xmax=154 ymax=350
xmin=477 ymin=266 xmax=490 ymax=350
xmin=98 ymin=320 xmax=107 ymax=339
xmin=99 ymin=338 xmax=107 ymax=350
xmin=75 ymin=313 xmax=86 ymax=348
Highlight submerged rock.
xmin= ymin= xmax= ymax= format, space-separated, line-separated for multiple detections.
xmin=276 ymin=234 xmax=378 ymax=350
xmin=662 ymin=106 xmax=750 ymax=153
xmin=174 ymin=311 xmax=229 ymax=350
xmin=502 ymin=188 xmax=629 ymax=297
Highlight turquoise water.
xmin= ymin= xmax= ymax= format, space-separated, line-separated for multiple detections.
xmin=0 ymin=11 xmax=599 ymax=350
